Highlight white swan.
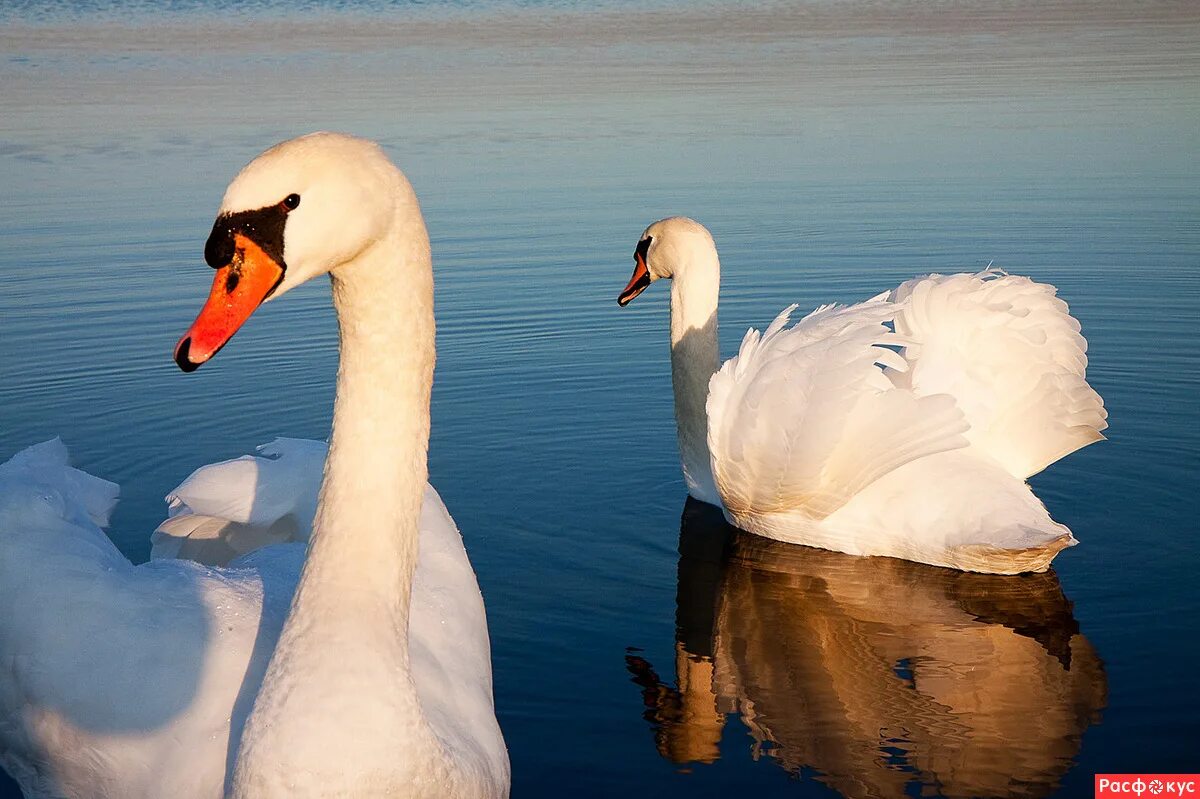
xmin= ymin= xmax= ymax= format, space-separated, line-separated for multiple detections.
xmin=0 ymin=133 xmax=509 ymax=798
xmin=617 ymin=216 xmax=1107 ymax=574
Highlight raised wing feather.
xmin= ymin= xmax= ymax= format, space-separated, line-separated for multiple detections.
xmin=707 ymin=301 xmax=969 ymax=520
xmin=2 ymin=438 xmax=119 ymax=530
xmin=150 ymin=438 xmax=500 ymax=727
xmin=886 ymin=271 xmax=1107 ymax=478
xmin=151 ymin=437 xmax=326 ymax=565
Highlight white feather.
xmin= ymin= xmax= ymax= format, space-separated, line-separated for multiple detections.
xmin=708 ymin=301 xmax=969 ymax=521
xmin=886 ymin=271 xmax=1108 ymax=478
xmin=151 ymin=438 xmax=326 ymax=565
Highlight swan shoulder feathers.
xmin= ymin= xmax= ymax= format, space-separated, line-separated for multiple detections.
xmin=0 ymin=439 xmax=285 ymax=799
xmin=0 ymin=439 xmax=508 ymax=798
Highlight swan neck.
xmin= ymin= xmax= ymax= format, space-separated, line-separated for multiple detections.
xmin=233 ymin=181 xmax=447 ymax=794
xmin=312 ymin=230 xmax=433 ymax=602
xmin=669 ymin=248 xmax=721 ymax=505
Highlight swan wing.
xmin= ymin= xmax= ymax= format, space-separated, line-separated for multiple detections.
xmin=151 ymin=437 xmax=326 ymax=565
xmin=2 ymin=438 xmax=120 ymax=531
xmin=0 ymin=440 xmax=290 ymax=799
xmin=706 ymin=301 xmax=969 ymax=520
xmin=886 ymin=270 xmax=1108 ymax=478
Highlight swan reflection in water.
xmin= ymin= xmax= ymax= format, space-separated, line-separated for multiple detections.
xmin=626 ymin=500 xmax=1106 ymax=798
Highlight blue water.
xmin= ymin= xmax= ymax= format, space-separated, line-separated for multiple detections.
xmin=1 ymin=1 xmax=1198 ymax=796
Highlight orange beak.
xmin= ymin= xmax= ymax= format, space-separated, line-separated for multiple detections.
xmin=174 ymin=233 xmax=284 ymax=372
xmin=618 ymin=250 xmax=651 ymax=307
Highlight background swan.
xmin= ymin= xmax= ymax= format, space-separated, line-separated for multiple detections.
xmin=617 ymin=217 xmax=1107 ymax=574
xmin=0 ymin=133 xmax=509 ymax=798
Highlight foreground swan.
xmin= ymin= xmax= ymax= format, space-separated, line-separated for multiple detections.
xmin=0 ymin=133 xmax=509 ymax=798
xmin=617 ymin=217 xmax=1107 ymax=573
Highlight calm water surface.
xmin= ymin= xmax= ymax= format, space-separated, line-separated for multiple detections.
xmin=1 ymin=1 xmax=1198 ymax=796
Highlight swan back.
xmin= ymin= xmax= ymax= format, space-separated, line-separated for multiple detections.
xmin=0 ymin=440 xmax=290 ymax=799
xmin=703 ymin=269 xmax=1103 ymax=572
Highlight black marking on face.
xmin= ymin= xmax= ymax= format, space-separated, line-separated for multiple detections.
xmin=635 ymin=235 xmax=653 ymax=264
xmin=617 ymin=235 xmax=654 ymax=307
xmin=204 ymin=200 xmax=291 ymax=272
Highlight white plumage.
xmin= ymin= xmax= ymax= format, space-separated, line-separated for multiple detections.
xmin=0 ymin=439 xmax=500 ymax=798
xmin=620 ymin=218 xmax=1107 ymax=574
xmin=150 ymin=437 xmax=326 ymax=564
xmin=1 ymin=437 xmax=286 ymax=798
xmin=886 ymin=271 xmax=1107 ymax=479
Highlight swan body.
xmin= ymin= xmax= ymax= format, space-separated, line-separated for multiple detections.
xmin=0 ymin=133 xmax=508 ymax=798
xmin=618 ymin=217 xmax=1107 ymax=574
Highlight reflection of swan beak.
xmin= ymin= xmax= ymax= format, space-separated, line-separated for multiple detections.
xmin=174 ymin=233 xmax=284 ymax=372
xmin=618 ymin=253 xmax=651 ymax=307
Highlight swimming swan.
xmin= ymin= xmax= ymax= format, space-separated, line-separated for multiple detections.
xmin=616 ymin=216 xmax=1107 ymax=574
xmin=0 ymin=133 xmax=509 ymax=798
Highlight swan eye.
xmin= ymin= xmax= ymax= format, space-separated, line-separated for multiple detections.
xmin=282 ymin=194 xmax=301 ymax=211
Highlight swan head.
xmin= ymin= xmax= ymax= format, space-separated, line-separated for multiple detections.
xmin=174 ymin=132 xmax=403 ymax=372
xmin=617 ymin=216 xmax=716 ymax=306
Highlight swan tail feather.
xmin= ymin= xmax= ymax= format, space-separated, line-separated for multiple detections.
xmin=811 ymin=449 xmax=1078 ymax=574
